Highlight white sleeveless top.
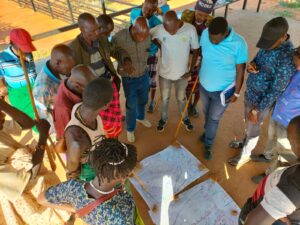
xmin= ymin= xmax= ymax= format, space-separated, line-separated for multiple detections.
xmin=65 ymin=103 xmax=104 ymax=150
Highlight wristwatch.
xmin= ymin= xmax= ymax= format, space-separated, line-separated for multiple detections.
xmin=251 ymin=109 xmax=258 ymax=115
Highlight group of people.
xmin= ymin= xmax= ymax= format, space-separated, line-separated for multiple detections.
xmin=0 ymin=0 xmax=300 ymax=224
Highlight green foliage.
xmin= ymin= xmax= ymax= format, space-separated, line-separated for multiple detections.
xmin=275 ymin=10 xmax=294 ymax=17
xmin=279 ymin=0 xmax=300 ymax=8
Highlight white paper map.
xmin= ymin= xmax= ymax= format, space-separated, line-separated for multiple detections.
xmin=130 ymin=144 xmax=209 ymax=209
xmin=149 ymin=179 xmax=240 ymax=225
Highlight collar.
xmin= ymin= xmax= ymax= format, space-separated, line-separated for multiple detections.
xmin=43 ymin=61 xmax=61 ymax=84
xmin=62 ymin=79 xmax=82 ymax=104
xmin=78 ymin=34 xmax=99 ymax=54
xmin=224 ymin=27 xmax=234 ymax=42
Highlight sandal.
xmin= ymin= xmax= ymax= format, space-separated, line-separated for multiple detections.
xmin=250 ymin=154 xmax=272 ymax=162
xmin=229 ymin=140 xmax=244 ymax=149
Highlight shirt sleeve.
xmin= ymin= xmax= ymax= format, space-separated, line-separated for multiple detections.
xmin=236 ymin=38 xmax=248 ymax=64
xmin=45 ymin=180 xmax=74 ymax=205
xmin=190 ymin=26 xmax=200 ymax=50
xmin=257 ymin=52 xmax=295 ymax=111
xmin=199 ymin=29 xmax=207 ymax=48
xmin=260 ymin=186 xmax=296 ymax=220
xmin=130 ymin=8 xmax=140 ymax=25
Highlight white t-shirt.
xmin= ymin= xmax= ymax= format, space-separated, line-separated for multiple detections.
xmin=150 ymin=23 xmax=199 ymax=80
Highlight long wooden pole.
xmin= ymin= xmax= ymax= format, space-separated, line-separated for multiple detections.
xmin=173 ymin=76 xmax=199 ymax=142
xmin=18 ymin=49 xmax=66 ymax=170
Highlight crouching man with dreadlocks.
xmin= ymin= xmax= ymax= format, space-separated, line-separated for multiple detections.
xmin=38 ymin=138 xmax=137 ymax=225
xmin=64 ymin=77 xmax=114 ymax=181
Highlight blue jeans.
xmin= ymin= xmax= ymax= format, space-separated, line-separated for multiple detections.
xmin=200 ymin=84 xmax=228 ymax=147
xmin=122 ymin=73 xmax=150 ymax=132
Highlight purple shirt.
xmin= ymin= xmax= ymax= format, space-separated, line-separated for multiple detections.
xmin=272 ymin=70 xmax=300 ymax=127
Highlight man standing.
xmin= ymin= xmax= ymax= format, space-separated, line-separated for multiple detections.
xmin=33 ymin=44 xmax=75 ymax=133
xmin=69 ymin=13 xmax=132 ymax=139
xmin=130 ymin=0 xmax=162 ymax=112
xmin=250 ymin=46 xmax=300 ymax=183
xmin=229 ymin=17 xmax=296 ymax=167
xmin=53 ymin=64 xmax=95 ymax=140
xmin=151 ymin=11 xmax=199 ymax=132
xmin=64 ymin=78 xmax=113 ymax=181
xmin=0 ymin=28 xmax=37 ymax=120
xmin=181 ymin=0 xmax=216 ymax=117
xmin=199 ymin=17 xmax=248 ymax=160
xmin=112 ymin=17 xmax=152 ymax=143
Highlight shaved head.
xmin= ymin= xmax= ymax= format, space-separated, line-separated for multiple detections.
xmin=163 ymin=10 xmax=181 ymax=35
xmin=78 ymin=13 xmax=100 ymax=44
xmin=49 ymin=44 xmax=75 ymax=76
xmin=131 ymin=17 xmax=149 ymax=42
xmin=67 ymin=64 xmax=96 ymax=95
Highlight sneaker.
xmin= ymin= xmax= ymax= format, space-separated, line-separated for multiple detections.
xmin=250 ymin=154 xmax=272 ymax=162
xmin=127 ymin=131 xmax=135 ymax=143
xmin=157 ymin=119 xmax=167 ymax=132
xmin=136 ymin=119 xmax=152 ymax=128
xmin=228 ymin=154 xmax=251 ymax=167
xmin=192 ymin=106 xmax=200 ymax=118
xmin=204 ymin=146 xmax=212 ymax=160
xmin=182 ymin=118 xmax=194 ymax=132
xmin=147 ymin=101 xmax=155 ymax=113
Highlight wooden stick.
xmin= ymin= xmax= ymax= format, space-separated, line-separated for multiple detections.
xmin=18 ymin=49 xmax=57 ymax=171
xmin=172 ymin=76 xmax=199 ymax=142
xmin=132 ymin=171 xmax=148 ymax=193
xmin=153 ymin=95 xmax=161 ymax=112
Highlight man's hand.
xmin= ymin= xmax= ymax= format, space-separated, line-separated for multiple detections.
xmin=247 ymin=110 xmax=259 ymax=124
xmin=181 ymin=71 xmax=192 ymax=79
xmin=226 ymin=95 xmax=238 ymax=104
xmin=36 ymin=119 xmax=50 ymax=144
xmin=119 ymin=59 xmax=135 ymax=76
xmin=0 ymin=87 xmax=8 ymax=97
xmin=247 ymin=62 xmax=259 ymax=74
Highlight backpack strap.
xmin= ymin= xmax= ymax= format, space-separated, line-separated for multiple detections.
xmin=76 ymin=189 xmax=119 ymax=218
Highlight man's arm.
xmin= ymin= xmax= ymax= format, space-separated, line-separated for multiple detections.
xmin=244 ymin=204 xmax=276 ymax=225
xmin=0 ymin=99 xmax=35 ymax=129
xmin=108 ymin=36 xmax=131 ymax=64
xmin=152 ymin=39 xmax=161 ymax=50
xmin=64 ymin=128 xmax=85 ymax=179
xmin=227 ymin=63 xmax=246 ymax=103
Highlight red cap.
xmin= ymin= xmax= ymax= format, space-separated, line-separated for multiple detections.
xmin=9 ymin=28 xmax=36 ymax=53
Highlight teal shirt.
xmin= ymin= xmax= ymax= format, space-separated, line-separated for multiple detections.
xmin=199 ymin=27 xmax=248 ymax=92
xmin=130 ymin=8 xmax=162 ymax=56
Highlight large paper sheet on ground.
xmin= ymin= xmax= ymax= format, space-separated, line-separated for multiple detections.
xmin=130 ymin=144 xmax=209 ymax=209
xmin=149 ymin=179 xmax=240 ymax=225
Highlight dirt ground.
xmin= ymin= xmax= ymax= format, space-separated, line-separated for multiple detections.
xmin=0 ymin=0 xmax=300 ymax=224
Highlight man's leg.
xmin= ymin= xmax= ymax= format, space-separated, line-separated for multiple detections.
xmin=122 ymin=77 xmax=138 ymax=141
xmin=203 ymin=90 xmax=228 ymax=148
xmin=136 ymin=74 xmax=151 ymax=128
xmin=174 ymin=78 xmax=193 ymax=131
xmin=251 ymin=118 xmax=277 ymax=163
xmin=199 ymin=84 xmax=211 ymax=137
xmin=147 ymin=55 xmax=158 ymax=113
xmin=158 ymin=76 xmax=172 ymax=130
xmin=229 ymin=100 xmax=270 ymax=167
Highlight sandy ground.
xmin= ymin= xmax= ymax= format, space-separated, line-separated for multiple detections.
xmin=0 ymin=0 xmax=300 ymax=224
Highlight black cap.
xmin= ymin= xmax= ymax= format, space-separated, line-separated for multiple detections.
xmin=256 ymin=17 xmax=289 ymax=50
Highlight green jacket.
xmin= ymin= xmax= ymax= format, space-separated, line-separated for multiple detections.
xmin=68 ymin=35 xmax=130 ymax=75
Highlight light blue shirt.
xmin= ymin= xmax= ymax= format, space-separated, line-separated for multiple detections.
xmin=199 ymin=28 xmax=248 ymax=92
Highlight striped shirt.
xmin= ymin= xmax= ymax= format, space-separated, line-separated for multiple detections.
xmin=0 ymin=46 xmax=37 ymax=88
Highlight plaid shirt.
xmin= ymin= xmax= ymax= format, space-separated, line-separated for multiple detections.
xmin=99 ymin=79 xmax=122 ymax=127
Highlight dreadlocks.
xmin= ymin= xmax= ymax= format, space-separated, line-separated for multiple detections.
xmin=89 ymin=138 xmax=137 ymax=185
